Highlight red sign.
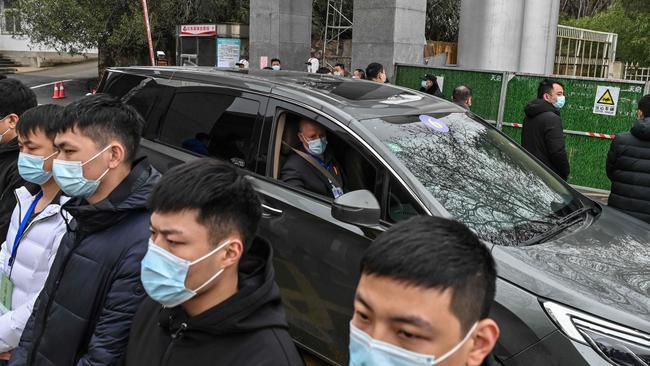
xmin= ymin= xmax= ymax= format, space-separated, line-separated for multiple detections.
xmin=180 ymin=24 xmax=217 ymax=37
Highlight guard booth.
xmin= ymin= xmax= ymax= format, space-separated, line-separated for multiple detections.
xmin=176 ymin=23 xmax=249 ymax=67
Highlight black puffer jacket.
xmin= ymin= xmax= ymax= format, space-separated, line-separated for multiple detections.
xmin=124 ymin=238 xmax=305 ymax=366
xmin=522 ymin=99 xmax=570 ymax=180
xmin=0 ymin=138 xmax=27 ymax=239
xmin=607 ymin=118 xmax=650 ymax=223
xmin=9 ymin=158 xmax=161 ymax=366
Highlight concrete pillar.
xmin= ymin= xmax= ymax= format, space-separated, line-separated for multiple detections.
xmin=458 ymin=0 xmax=560 ymax=74
xmin=457 ymin=0 xmax=525 ymax=72
xmin=351 ymin=0 xmax=426 ymax=80
xmin=519 ymin=0 xmax=561 ymax=74
xmin=249 ymin=0 xmax=312 ymax=71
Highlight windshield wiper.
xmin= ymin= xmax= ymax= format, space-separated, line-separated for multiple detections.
xmin=520 ymin=206 xmax=598 ymax=247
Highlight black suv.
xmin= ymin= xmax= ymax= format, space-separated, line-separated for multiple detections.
xmin=100 ymin=67 xmax=650 ymax=366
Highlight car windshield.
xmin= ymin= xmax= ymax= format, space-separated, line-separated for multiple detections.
xmin=361 ymin=112 xmax=581 ymax=246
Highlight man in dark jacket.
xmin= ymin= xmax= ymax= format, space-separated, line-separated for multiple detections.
xmin=350 ymin=216 xmax=500 ymax=366
xmin=607 ymin=94 xmax=650 ymax=223
xmin=9 ymin=95 xmax=160 ymax=366
xmin=125 ymin=159 xmax=304 ymax=366
xmin=0 ymin=79 xmax=37 ymax=239
xmin=522 ymin=79 xmax=570 ymax=180
xmin=280 ymin=118 xmax=346 ymax=198
xmin=420 ymin=74 xmax=444 ymax=98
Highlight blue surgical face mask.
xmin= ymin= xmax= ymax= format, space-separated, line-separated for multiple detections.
xmin=349 ymin=322 xmax=478 ymax=366
xmin=421 ymin=80 xmax=428 ymax=89
xmin=18 ymin=151 xmax=58 ymax=185
xmin=52 ymin=145 xmax=111 ymax=198
xmin=272 ymin=65 xmax=281 ymax=71
xmin=305 ymin=137 xmax=328 ymax=156
xmin=141 ymin=238 xmax=231 ymax=308
xmin=554 ymin=95 xmax=566 ymax=109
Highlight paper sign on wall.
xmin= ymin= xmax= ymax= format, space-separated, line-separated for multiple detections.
xmin=260 ymin=56 xmax=268 ymax=69
xmin=593 ymin=86 xmax=620 ymax=116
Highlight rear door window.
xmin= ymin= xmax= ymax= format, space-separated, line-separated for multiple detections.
xmin=159 ymin=87 xmax=264 ymax=170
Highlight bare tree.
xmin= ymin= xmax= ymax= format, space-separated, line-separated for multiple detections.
xmin=561 ymin=0 xmax=614 ymax=18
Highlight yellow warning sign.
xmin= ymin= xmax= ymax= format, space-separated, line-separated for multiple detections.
xmin=597 ymin=89 xmax=615 ymax=105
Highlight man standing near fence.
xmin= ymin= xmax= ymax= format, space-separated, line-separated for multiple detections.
xmin=522 ymin=79 xmax=570 ymax=180
xmin=606 ymin=94 xmax=650 ymax=224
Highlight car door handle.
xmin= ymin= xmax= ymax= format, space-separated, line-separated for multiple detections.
xmin=261 ymin=203 xmax=283 ymax=217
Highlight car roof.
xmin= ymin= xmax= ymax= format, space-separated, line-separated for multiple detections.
xmin=109 ymin=66 xmax=464 ymax=121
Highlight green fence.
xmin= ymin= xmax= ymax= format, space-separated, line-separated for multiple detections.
xmin=393 ymin=64 xmax=503 ymax=121
xmin=394 ymin=64 xmax=649 ymax=190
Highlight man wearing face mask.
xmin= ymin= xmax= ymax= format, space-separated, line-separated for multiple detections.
xmin=0 ymin=105 xmax=68 ymax=363
xmin=124 ymin=159 xmax=304 ymax=366
xmin=280 ymin=118 xmax=346 ymax=198
xmin=0 ymin=79 xmax=38 ymax=240
xmin=9 ymin=95 xmax=161 ymax=366
xmin=420 ymin=74 xmax=444 ymax=98
xmin=522 ymin=79 xmax=570 ymax=180
xmin=350 ymin=216 xmax=500 ymax=366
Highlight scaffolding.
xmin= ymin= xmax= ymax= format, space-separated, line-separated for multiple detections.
xmin=322 ymin=0 xmax=352 ymax=69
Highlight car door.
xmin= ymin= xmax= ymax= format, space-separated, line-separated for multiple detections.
xmin=245 ymin=98 xmax=390 ymax=364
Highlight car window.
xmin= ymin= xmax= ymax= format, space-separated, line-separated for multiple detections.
xmin=386 ymin=176 xmax=423 ymax=223
xmin=160 ymin=90 xmax=260 ymax=169
xmin=267 ymin=108 xmax=379 ymax=201
xmin=361 ymin=112 xmax=581 ymax=246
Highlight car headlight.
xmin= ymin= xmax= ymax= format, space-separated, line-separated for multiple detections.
xmin=543 ymin=301 xmax=650 ymax=366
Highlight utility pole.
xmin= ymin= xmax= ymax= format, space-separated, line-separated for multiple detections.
xmin=141 ymin=0 xmax=155 ymax=66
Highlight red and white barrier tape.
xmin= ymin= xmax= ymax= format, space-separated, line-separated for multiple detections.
xmin=502 ymin=122 xmax=616 ymax=140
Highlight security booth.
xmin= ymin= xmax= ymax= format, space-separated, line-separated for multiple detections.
xmin=176 ymin=23 xmax=249 ymax=67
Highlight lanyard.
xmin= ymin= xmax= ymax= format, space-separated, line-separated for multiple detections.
xmin=9 ymin=191 xmax=43 ymax=268
xmin=311 ymin=155 xmax=333 ymax=172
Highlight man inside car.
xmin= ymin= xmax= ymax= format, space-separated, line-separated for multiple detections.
xmin=280 ymin=118 xmax=346 ymax=199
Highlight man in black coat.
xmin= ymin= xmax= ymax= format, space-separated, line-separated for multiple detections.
xmin=280 ymin=118 xmax=346 ymax=198
xmin=0 ymin=79 xmax=37 ymax=239
xmin=420 ymin=74 xmax=444 ymax=98
xmin=607 ymin=94 xmax=650 ymax=223
xmin=124 ymin=159 xmax=304 ymax=366
xmin=522 ymin=79 xmax=570 ymax=180
xmin=9 ymin=95 xmax=161 ymax=366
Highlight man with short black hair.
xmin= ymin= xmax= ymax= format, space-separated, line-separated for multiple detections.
xmin=350 ymin=216 xmax=500 ymax=366
xmin=607 ymin=94 xmax=650 ymax=223
xmin=453 ymin=85 xmax=473 ymax=109
xmin=124 ymin=159 xmax=304 ymax=366
xmin=271 ymin=58 xmax=282 ymax=71
xmin=0 ymin=79 xmax=37 ymax=239
xmin=365 ymin=63 xmax=386 ymax=83
xmin=522 ymin=79 xmax=570 ymax=180
xmin=9 ymin=94 xmax=161 ymax=366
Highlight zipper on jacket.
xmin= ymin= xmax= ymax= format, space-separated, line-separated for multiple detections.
xmin=161 ymin=323 xmax=187 ymax=366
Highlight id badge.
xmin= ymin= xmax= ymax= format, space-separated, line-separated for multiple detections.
xmin=0 ymin=273 xmax=14 ymax=315
xmin=331 ymin=186 xmax=344 ymax=199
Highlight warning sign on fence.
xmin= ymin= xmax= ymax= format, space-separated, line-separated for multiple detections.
xmin=593 ymin=86 xmax=620 ymax=116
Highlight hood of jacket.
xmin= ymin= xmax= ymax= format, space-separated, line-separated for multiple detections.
xmin=63 ymin=157 xmax=161 ymax=234
xmin=524 ymin=99 xmax=560 ymax=119
xmin=0 ymin=137 xmax=19 ymax=156
xmin=160 ymin=238 xmax=288 ymax=339
xmin=630 ymin=117 xmax=650 ymax=141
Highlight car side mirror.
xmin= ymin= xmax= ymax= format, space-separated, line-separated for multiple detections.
xmin=332 ymin=190 xmax=380 ymax=227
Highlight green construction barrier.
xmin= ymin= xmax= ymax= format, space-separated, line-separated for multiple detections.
xmin=503 ymin=75 xmax=644 ymax=134
xmin=502 ymin=126 xmax=612 ymax=190
xmin=503 ymin=75 xmax=646 ymax=190
xmin=394 ymin=64 xmax=503 ymax=121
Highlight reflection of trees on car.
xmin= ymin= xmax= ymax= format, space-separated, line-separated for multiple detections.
xmin=382 ymin=114 xmax=575 ymax=246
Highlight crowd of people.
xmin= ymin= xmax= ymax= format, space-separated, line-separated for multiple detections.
xmin=0 ymin=77 xmax=500 ymax=366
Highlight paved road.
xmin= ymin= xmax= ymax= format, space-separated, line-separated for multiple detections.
xmin=8 ymin=61 xmax=99 ymax=106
